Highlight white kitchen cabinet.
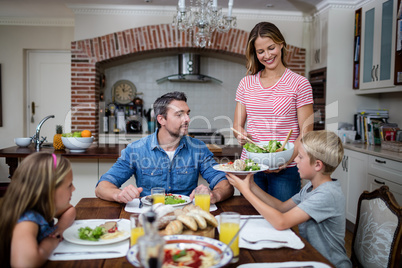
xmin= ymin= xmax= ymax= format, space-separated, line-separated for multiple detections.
xmin=70 ymin=159 xmax=98 ymax=206
xmin=359 ymin=0 xmax=397 ymax=89
xmin=332 ymin=149 xmax=368 ymax=224
xmin=367 ymin=155 xmax=402 ymax=205
xmin=310 ymin=11 xmax=328 ymax=70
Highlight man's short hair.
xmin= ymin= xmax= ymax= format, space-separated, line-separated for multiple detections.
xmin=153 ymin=91 xmax=187 ymax=128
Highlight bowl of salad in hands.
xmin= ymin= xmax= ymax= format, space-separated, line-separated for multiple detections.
xmin=244 ymin=140 xmax=294 ymax=170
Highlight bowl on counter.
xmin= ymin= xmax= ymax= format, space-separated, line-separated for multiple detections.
xmin=245 ymin=142 xmax=294 ymax=170
xmin=14 ymin=137 xmax=32 ymax=147
xmin=61 ymin=137 xmax=94 ymax=153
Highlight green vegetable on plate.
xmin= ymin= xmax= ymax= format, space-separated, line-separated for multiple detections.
xmin=78 ymin=226 xmax=106 ymax=241
xmin=244 ymin=140 xmax=285 ymax=153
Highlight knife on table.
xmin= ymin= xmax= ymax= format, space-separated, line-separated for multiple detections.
xmin=53 ymin=251 xmax=120 ymax=256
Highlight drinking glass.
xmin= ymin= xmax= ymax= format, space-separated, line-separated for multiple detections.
xmin=130 ymin=214 xmax=145 ymax=247
xmin=194 ymin=187 xmax=211 ymax=212
xmin=151 ymin=187 xmax=165 ymax=204
xmin=219 ymin=212 xmax=240 ymax=261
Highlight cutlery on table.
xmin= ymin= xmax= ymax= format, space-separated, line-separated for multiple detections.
xmin=240 ymin=215 xmax=264 ymax=219
xmin=138 ymin=198 xmax=143 ymax=208
xmin=276 ymin=129 xmax=293 ymax=152
xmin=231 ymin=127 xmax=266 ymax=151
xmin=53 ymin=251 xmax=120 ymax=256
xmin=278 ymin=266 xmax=314 ymax=268
xmin=242 ymin=237 xmax=288 ymax=244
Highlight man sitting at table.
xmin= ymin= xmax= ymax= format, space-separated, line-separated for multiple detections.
xmin=95 ymin=91 xmax=234 ymax=204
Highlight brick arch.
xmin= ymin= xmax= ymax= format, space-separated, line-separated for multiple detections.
xmin=70 ymin=23 xmax=306 ymax=140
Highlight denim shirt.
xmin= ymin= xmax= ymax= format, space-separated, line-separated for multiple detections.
xmin=98 ymin=131 xmax=226 ymax=196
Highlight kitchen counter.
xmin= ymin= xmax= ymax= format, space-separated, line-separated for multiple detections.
xmin=0 ymin=144 xmax=242 ymax=178
xmin=343 ymin=143 xmax=402 ymax=162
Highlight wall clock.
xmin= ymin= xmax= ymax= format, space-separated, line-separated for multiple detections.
xmin=112 ymin=80 xmax=136 ymax=104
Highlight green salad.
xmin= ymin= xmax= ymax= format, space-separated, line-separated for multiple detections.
xmin=244 ymin=159 xmax=260 ymax=171
xmin=78 ymin=226 xmax=106 ymax=241
xmin=244 ymin=140 xmax=285 ymax=153
xmin=165 ymin=194 xmax=186 ymax=205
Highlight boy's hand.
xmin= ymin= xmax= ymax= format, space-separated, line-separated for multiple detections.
xmin=226 ymin=173 xmax=253 ymax=192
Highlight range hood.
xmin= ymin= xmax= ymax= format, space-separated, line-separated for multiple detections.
xmin=156 ymin=53 xmax=222 ymax=84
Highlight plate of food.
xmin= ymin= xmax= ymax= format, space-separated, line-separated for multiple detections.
xmin=141 ymin=193 xmax=191 ymax=207
xmin=213 ymin=159 xmax=269 ymax=175
xmin=126 ymin=235 xmax=233 ymax=267
xmin=63 ymin=219 xmax=130 ymax=245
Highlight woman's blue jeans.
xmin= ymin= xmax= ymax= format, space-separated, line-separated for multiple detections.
xmin=253 ymin=166 xmax=301 ymax=202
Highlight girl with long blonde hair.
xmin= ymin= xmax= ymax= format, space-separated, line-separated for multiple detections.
xmin=0 ymin=152 xmax=76 ymax=267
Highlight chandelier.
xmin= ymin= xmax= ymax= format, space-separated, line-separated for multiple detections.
xmin=172 ymin=0 xmax=237 ymax=47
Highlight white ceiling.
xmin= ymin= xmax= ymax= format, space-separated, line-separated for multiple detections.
xmin=0 ymin=0 xmax=324 ymax=18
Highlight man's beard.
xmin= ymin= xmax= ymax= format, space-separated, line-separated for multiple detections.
xmin=166 ymin=124 xmax=188 ymax=139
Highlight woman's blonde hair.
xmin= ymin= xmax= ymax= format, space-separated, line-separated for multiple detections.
xmin=0 ymin=152 xmax=71 ymax=266
xmin=301 ymin=130 xmax=344 ymax=175
xmin=245 ymin=21 xmax=288 ymax=75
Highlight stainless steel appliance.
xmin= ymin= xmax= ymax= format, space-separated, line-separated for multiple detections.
xmin=188 ymin=128 xmax=225 ymax=145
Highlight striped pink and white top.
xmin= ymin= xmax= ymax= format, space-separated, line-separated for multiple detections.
xmin=235 ymin=68 xmax=313 ymax=167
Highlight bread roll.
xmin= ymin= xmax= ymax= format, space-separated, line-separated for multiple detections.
xmin=182 ymin=203 xmax=197 ymax=213
xmin=164 ymin=220 xmax=183 ymax=235
xmin=177 ymin=214 xmax=198 ymax=231
xmin=191 ymin=209 xmax=218 ymax=227
xmin=186 ymin=211 xmax=207 ymax=229
xmin=157 ymin=212 xmax=176 ymax=229
xmin=154 ymin=204 xmax=176 ymax=218
xmin=174 ymin=208 xmax=185 ymax=217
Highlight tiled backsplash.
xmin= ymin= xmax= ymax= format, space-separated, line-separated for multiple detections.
xmin=104 ymin=55 xmax=246 ymax=136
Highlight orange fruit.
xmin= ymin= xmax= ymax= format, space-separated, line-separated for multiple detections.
xmin=81 ymin=130 xmax=92 ymax=137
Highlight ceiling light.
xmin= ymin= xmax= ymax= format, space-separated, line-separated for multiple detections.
xmin=172 ymin=0 xmax=237 ymax=48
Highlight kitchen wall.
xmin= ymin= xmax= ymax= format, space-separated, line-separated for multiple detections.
xmin=0 ymin=25 xmax=74 ymax=180
xmin=104 ymin=55 xmax=245 ymax=138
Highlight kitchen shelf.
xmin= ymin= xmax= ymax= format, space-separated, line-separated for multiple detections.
xmin=353 ymin=8 xmax=362 ymax=89
xmin=354 ymin=84 xmax=402 ymax=94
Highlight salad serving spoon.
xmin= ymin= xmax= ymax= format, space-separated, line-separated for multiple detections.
xmin=231 ymin=128 xmax=266 ymax=151
xmin=276 ymin=129 xmax=293 ymax=152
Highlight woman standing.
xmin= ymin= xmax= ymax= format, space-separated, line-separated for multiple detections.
xmin=233 ymin=22 xmax=314 ymax=201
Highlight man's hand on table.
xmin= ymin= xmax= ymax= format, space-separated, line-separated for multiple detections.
xmin=114 ymin=185 xmax=143 ymax=203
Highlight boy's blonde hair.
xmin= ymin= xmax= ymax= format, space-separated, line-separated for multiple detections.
xmin=301 ymin=130 xmax=344 ymax=175
xmin=0 ymin=152 xmax=72 ymax=266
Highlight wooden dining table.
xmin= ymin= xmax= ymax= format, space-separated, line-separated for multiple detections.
xmin=43 ymin=196 xmax=334 ymax=267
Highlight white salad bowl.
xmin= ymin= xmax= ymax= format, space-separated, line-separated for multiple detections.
xmin=245 ymin=142 xmax=294 ymax=170
xmin=62 ymin=136 xmax=94 ymax=153
xmin=14 ymin=137 xmax=32 ymax=147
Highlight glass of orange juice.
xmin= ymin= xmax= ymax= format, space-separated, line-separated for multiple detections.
xmin=130 ymin=214 xmax=144 ymax=247
xmin=151 ymin=187 xmax=165 ymax=204
xmin=219 ymin=212 xmax=240 ymax=262
xmin=194 ymin=186 xmax=211 ymax=212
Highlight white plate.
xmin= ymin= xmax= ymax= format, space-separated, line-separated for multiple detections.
xmin=63 ymin=220 xmax=130 ymax=245
xmin=141 ymin=194 xmax=191 ymax=207
xmin=127 ymin=235 xmax=233 ymax=267
xmin=237 ymin=261 xmax=332 ymax=268
xmin=213 ymin=163 xmax=269 ymax=175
